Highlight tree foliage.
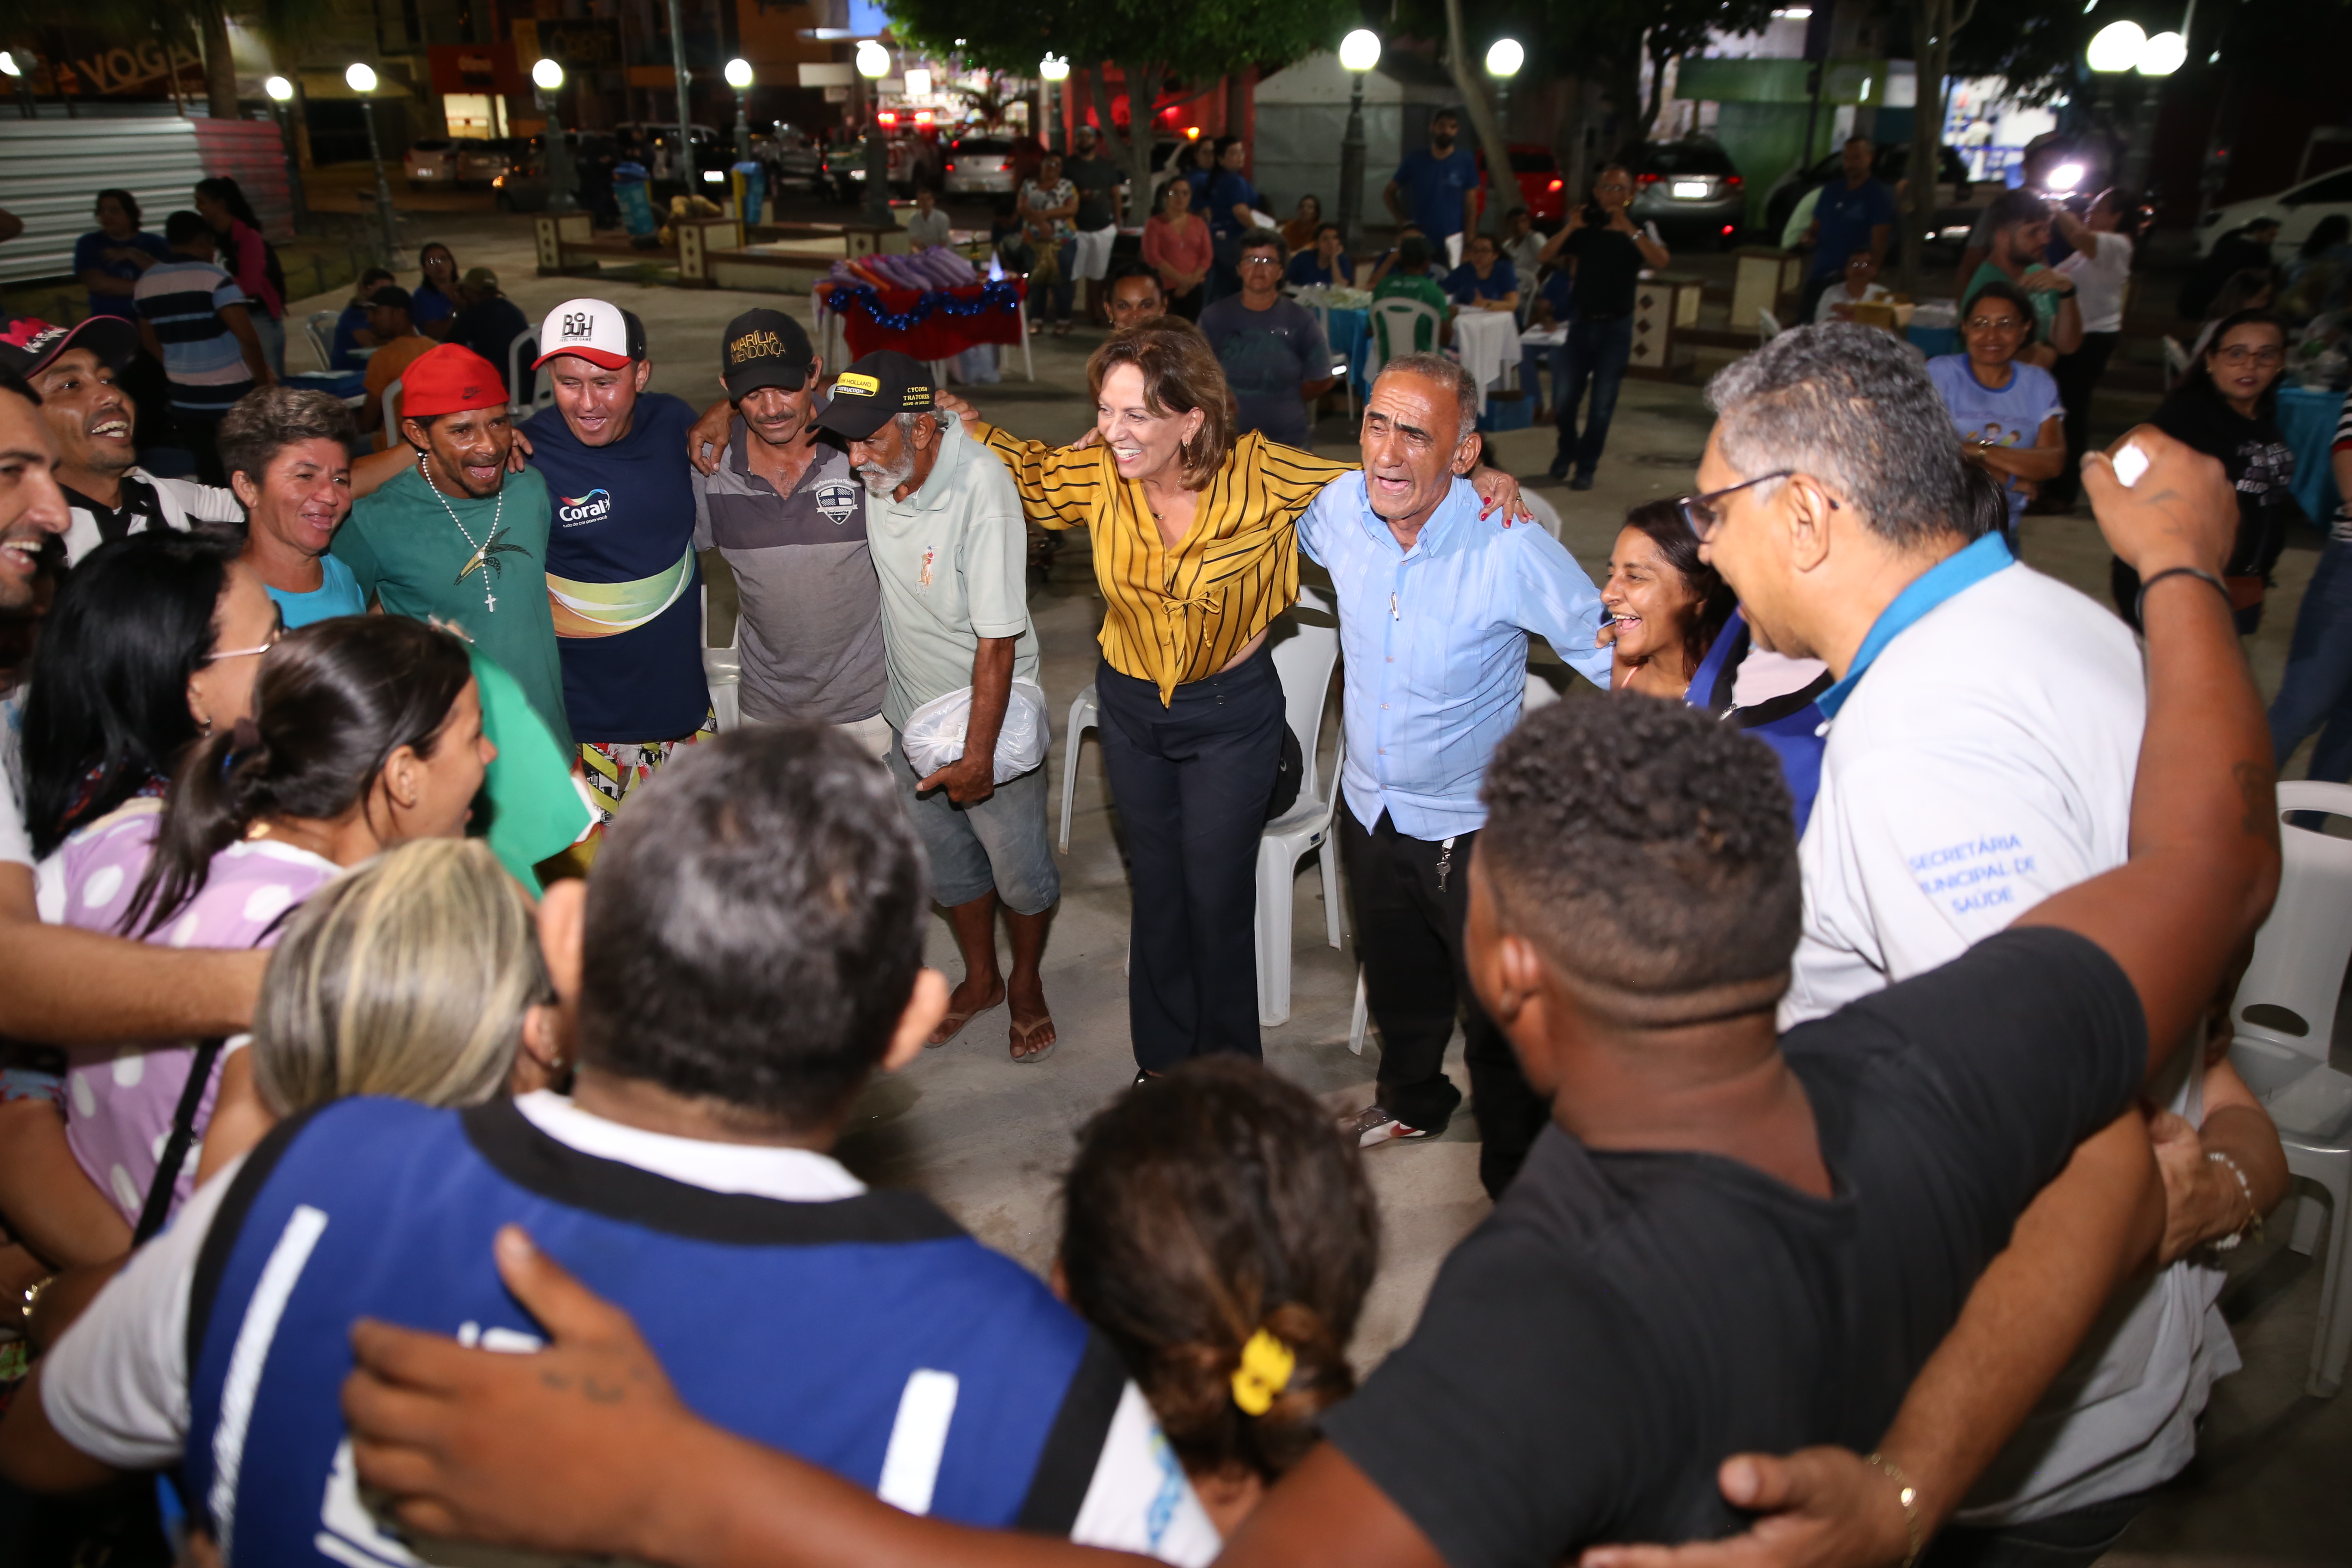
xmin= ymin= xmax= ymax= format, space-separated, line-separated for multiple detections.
xmin=885 ymin=0 xmax=1358 ymax=193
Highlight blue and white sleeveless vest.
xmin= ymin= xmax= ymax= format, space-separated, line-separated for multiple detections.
xmin=181 ymin=1096 xmax=1127 ymax=1565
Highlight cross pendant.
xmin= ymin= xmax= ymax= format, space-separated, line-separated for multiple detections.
xmin=486 ymin=591 xmax=497 ymax=611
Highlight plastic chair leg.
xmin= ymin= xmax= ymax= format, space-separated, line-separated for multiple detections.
xmin=1349 ymin=969 xmax=1369 ymax=1055
xmin=2302 ymin=1151 xmax=2352 ymax=1397
xmin=1059 ymin=689 xmax=1095 ymax=854
xmin=1320 ymin=839 xmax=1343 ymax=950
xmin=1256 ymin=839 xmax=1292 ymax=1028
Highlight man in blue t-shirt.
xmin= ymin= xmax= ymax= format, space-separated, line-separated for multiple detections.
xmin=527 ymin=297 xmax=714 ymax=828
xmin=1800 ymin=137 xmax=1896 ymax=323
xmin=1385 ymin=109 xmax=1481 ymax=267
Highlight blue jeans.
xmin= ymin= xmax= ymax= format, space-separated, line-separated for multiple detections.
xmin=1553 ymin=315 xmax=1634 ymax=478
xmin=1520 ymin=342 xmax=1568 ymax=413
xmin=2270 ymin=537 xmax=2352 ymax=784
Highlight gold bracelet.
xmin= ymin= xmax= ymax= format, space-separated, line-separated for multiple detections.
xmin=1863 ymin=1451 xmax=1923 ymax=1568
xmin=21 ymin=1273 xmax=55 ymax=1324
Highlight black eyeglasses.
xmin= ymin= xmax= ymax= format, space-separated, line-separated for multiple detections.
xmin=1676 ymin=471 xmax=1836 ymax=542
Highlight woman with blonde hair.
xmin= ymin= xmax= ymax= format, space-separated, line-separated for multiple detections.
xmin=196 ymin=838 xmax=564 ymax=1181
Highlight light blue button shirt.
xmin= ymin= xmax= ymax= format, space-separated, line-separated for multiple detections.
xmin=1300 ymin=473 xmax=1613 ymax=839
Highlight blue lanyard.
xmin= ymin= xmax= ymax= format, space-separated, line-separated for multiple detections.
xmin=1816 ymin=532 xmax=2013 ymax=718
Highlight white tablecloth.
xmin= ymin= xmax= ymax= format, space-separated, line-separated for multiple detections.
xmin=1451 ymin=310 xmax=1519 ymax=415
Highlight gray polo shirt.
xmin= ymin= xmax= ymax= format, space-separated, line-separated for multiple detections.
xmin=864 ymin=419 xmax=1039 ymax=730
xmin=693 ymin=425 xmax=889 ymax=725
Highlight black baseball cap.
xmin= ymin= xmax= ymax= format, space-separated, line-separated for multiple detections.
xmin=813 ymin=350 xmax=935 ymax=441
xmin=720 ymin=308 xmax=816 ymax=399
xmin=368 ymin=285 xmax=414 ymax=313
xmin=0 ymin=315 xmax=137 ymax=379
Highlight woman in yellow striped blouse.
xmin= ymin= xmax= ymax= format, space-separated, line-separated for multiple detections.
xmin=945 ymin=322 xmax=1517 ymax=1078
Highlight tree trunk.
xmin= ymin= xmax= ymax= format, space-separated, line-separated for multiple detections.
xmin=198 ymin=0 xmax=238 ymax=121
xmin=1604 ymin=57 xmax=1645 ymax=163
xmin=1902 ymin=0 xmax=1971 ymax=298
xmin=1441 ymin=0 xmax=1516 ymax=235
xmin=1096 ymin=63 xmax=1163 ymax=219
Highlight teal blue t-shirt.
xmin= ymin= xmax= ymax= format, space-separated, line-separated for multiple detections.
xmin=263 ymin=553 xmax=366 ymax=628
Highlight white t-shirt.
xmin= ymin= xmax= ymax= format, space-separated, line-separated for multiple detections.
xmin=1812 ymin=280 xmax=1893 ymax=323
xmin=2058 ymin=231 xmax=2134 ymax=336
xmin=41 ymin=1090 xmax=1222 ymax=1566
xmin=0 ymin=684 xmax=28 ymax=871
xmin=1783 ymin=558 xmax=2236 ymax=1524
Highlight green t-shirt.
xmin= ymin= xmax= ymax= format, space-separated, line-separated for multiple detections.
xmin=469 ymin=651 xmax=589 ymax=890
xmin=1372 ymin=272 xmax=1451 ymax=358
xmin=1965 ymin=260 xmax=2061 ymax=346
xmin=336 ymin=464 xmax=572 ymax=749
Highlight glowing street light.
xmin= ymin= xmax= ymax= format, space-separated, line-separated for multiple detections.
xmin=530 ymin=58 xmax=576 ymax=212
xmin=1338 ymin=30 xmax=1382 ymax=251
xmin=2085 ymin=20 xmax=2146 ymax=72
xmin=856 ymin=40 xmax=893 ymax=225
xmin=725 ymin=58 xmax=754 ymax=165
xmin=261 ymin=76 xmax=306 ymax=222
xmin=1039 ymin=55 xmax=1069 ymax=154
xmin=1485 ymin=38 xmax=1524 ymax=154
xmin=345 ymin=64 xmax=401 ymax=264
xmin=2137 ymin=30 xmax=2187 ymax=75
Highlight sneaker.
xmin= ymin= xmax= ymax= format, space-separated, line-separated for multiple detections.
xmin=1568 ymin=474 xmax=1595 ymax=491
xmin=1546 ymin=457 xmax=1570 ymax=481
xmin=1344 ymin=1103 xmax=1431 ymax=1147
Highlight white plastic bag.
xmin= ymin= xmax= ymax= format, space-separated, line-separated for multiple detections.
xmin=900 ymin=680 xmax=1050 ymax=784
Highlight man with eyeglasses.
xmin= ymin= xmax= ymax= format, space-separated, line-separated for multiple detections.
xmin=1535 ymin=165 xmax=1669 ymax=489
xmin=1681 ymin=323 xmax=2285 ymax=1568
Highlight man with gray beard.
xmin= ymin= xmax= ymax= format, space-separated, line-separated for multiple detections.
xmin=815 ymin=352 xmax=1061 ymax=1064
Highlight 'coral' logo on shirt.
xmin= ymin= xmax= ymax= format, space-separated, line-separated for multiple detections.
xmin=814 ymin=481 xmax=857 ymax=525
xmin=557 ymin=488 xmax=612 ymax=526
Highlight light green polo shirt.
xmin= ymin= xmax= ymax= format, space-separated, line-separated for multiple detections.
xmin=863 ymin=418 xmax=1040 ymax=730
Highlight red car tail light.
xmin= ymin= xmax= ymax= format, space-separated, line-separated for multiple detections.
xmin=1637 ymin=172 xmax=1661 ymax=184
xmin=1725 ymin=174 xmax=1744 ymax=188
xmin=1547 ymin=178 xmax=1563 ymax=190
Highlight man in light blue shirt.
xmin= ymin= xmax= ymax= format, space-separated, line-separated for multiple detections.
xmin=1300 ymin=353 xmax=1611 ymax=1194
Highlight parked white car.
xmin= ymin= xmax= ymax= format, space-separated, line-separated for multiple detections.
xmin=404 ymin=138 xmax=479 ymax=189
xmin=2199 ymin=166 xmax=2352 ymax=255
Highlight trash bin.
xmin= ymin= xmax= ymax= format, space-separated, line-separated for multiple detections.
xmin=613 ymin=161 xmax=658 ymax=246
xmin=732 ymin=161 xmax=765 ymax=227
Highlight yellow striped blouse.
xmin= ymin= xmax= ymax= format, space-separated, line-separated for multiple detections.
xmin=975 ymin=423 xmax=1354 ymax=704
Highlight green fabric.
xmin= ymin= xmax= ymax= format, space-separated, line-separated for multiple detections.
xmin=1372 ymin=273 xmax=1451 ymax=357
xmin=470 ymin=651 xmax=588 ymax=891
xmin=1965 ymin=261 xmax=2061 ymax=346
xmin=336 ymin=464 xmax=572 ymax=749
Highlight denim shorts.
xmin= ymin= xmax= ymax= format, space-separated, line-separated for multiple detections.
xmin=885 ymin=740 xmax=1061 ymax=915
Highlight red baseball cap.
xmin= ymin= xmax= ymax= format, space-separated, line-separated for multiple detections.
xmin=400 ymin=345 xmax=510 ymax=419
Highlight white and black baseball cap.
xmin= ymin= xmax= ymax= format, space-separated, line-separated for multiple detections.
xmin=533 ymin=298 xmax=647 ymax=371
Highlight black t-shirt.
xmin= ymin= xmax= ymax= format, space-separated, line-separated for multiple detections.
xmin=1320 ymin=927 xmax=2146 ymax=1568
xmin=1563 ymin=222 xmax=1645 ymax=318
xmin=2152 ymin=386 xmax=2306 ymax=579
xmin=451 ymin=296 xmax=533 ymax=400
xmin=1067 ymin=153 xmax=1123 ymax=232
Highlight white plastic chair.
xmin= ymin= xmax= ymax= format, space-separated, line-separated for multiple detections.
xmin=2226 ymin=781 xmax=2352 ymax=1396
xmin=1350 ymin=664 xmax=1558 ymax=1054
xmin=701 ymin=585 xmax=741 ymax=732
xmin=508 ymin=332 xmax=553 ymax=417
xmin=1759 ymin=307 xmax=1783 ymax=343
xmin=2162 ymin=334 xmax=2192 ymax=391
xmin=1367 ymin=297 xmax=1443 ymax=385
xmin=1519 ymin=490 xmax=1564 ymax=542
xmin=304 ymin=309 xmax=337 ymax=371
xmin=381 ymin=376 xmax=404 ymax=450
xmin=1256 ymin=587 xmax=1344 ymax=1027
xmin=1058 ymin=682 xmax=1100 ymax=854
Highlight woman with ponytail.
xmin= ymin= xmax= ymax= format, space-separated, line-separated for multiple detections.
xmin=35 ymin=615 xmax=491 ymax=1230
xmin=1058 ymin=1057 xmax=1380 ymax=1533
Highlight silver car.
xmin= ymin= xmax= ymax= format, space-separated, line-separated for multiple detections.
xmin=943 ymin=136 xmax=1035 ymax=196
xmin=1625 ymin=140 xmax=1747 ymax=247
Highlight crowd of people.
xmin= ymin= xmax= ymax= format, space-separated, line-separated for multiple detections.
xmin=0 ymin=131 xmax=2329 ymax=1568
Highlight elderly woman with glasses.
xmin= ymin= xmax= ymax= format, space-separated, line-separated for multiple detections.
xmin=2112 ymin=308 xmax=2303 ymax=634
xmin=1198 ymin=228 xmax=1336 ymax=449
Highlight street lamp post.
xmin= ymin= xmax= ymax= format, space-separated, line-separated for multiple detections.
xmin=1 ymin=50 xmax=37 ymax=121
xmin=1039 ymin=55 xmax=1068 ymax=155
xmin=1484 ymin=40 xmax=1524 ymax=237
xmin=264 ymin=76 xmax=308 ymax=225
xmin=345 ymin=64 xmax=401 ymax=266
xmin=726 ymin=58 xmax=753 ymax=165
xmin=855 ymin=40 xmax=893 ymax=228
xmin=533 ymin=58 xmax=577 ymax=212
xmin=1337 ymin=29 xmax=1380 ymax=255
xmin=2086 ymin=20 xmax=2180 ymax=197
xmin=665 ymin=0 xmax=695 ymax=191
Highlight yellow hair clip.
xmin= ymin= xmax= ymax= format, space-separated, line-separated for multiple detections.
xmin=1229 ymin=1328 xmax=1296 ymax=1417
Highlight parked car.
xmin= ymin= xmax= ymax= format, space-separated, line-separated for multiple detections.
xmin=2198 ymin=165 xmax=2352 ymax=256
xmin=942 ymin=135 xmax=1046 ymax=197
xmin=1623 ymin=140 xmax=1747 ymax=246
xmin=824 ymin=134 xmax=931 ymax=202
xmin=1475 ymin=142 xmax=1568 ymax=227
xmin=453 ymin=138 xmax=530 ymax=189
xmin=403 ymin=138 xmax=479 ymax=189
xmin=1761 ymin=143 xmax=1980 ymax=255
xmin=764 ymin=124 xmax=826 ymax=193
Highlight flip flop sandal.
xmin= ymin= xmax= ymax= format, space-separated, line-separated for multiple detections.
xmin=1009 ymin=1017 xmax=1057 ymax=1064
xmin=928 ymin=992 xmax=1004 ymax=1047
